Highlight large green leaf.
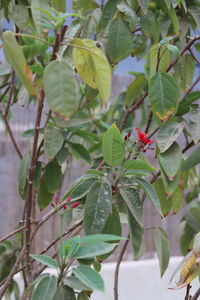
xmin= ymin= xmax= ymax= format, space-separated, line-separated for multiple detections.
xmin=31 ymin=0 xmax=52 ymax=34
xmin=32 ymin=275 xmax=57 ymax=300
xmin=3 ymin=31 xmax=36 ymax=96
xmin=154 ymin=227 xmax=170 ymax=276
xmin=84 ymin=182 xmax=112 ymax=234
xmin=117 ymin=2 xmax=137 ymax=31
xmin=153 ymin=179 xmax=172 ymax=217
xmin=45 ymin=161 xmax=62 ymax=193
xmin=128 ymin=208 xmax=143 ymax=258
xmin=175 ymin=54 xmax=195 ymax=92
xmin=169 ymin=186 xmax=183 ymax=214
xmin=72 ymin=265 xmax=104 ymax=292
xmin=64 ymin=276 xmax=91 ymax=291
xmin=65 ymin=177 xmax=97 ymax=201
xmin=53 ymin=286 xmax=76 ymax=300
xmin=12 ymin=4 xmax=29 ymax=31
xmin=135 ymin=177 xmax=162 ymax=216
xmin=44 ymin=127 xmax=64 ymax=159
xmin=159 ymin=142 xmax=182 ymax=179
xmin=120 ymin=188 xmax=143 ymax=227
xmin=107 ymin=18 xmax=133 ymax=64
xmin=72 ymin=38 xmax=111 ymax=104
xmin=77 ymin=292 xmax=90 ymax=300
xmin=176 ymin=91 xmax=200 ymax=116
xmin=149 ymin=73 xmax=179 ymax=121
xmin=44 ymin=60 xmax=79 ymax=118
xmin=37 ymin=178 xmax=52 ymax=210
xmin=182 ymin=146 xmax=200 ymax=171
xmin=68 ymin=234 xmax=125 ymax=244
xmin=51 ymin=0 xmax=66 ymax=12
xmin=149 ymin=44 xmax=170 ymax=78
xmin=187 ymin=107 xmax=200 ymax=144
xmin=125 ymin=75 xmax=147 ymax=107
xmin=68 ymin=142 xmax=91 ymax=164
xmin=102 ymin=207 xmax=122 ymax=236
xmin=188 ymin=6 xmax=200 ymax=29
xmin=75 ymin=242 xmax=116 ymax=259
xmin=30 ymin=255 xmax=58 ymax=268
xmin=160 ymin=168 xmax=180 ymax=195
xmin=141 ymin=11 xmax=160 ymax=43
xmin=100 ymin=0 xmax=120 ymax=28
xmin=102 ymin=124 xmax=125 ymax=166
xmin=124 ymin=159 xmax=156 ymax=172
xmin=157 ymin=120 xmax=183 ymax=153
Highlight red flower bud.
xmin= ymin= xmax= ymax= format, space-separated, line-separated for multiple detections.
xmin=66 ymin=197 xmax=72 ymax=203
xmin=55 ymin=196 xmax=59 ymax=203
xmin=51 ymin=202 xmax=55 ymax=208
xmin=71 ymin=201 xmax=81 ymax=208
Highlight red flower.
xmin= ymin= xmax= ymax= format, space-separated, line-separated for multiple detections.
xmin=136 ymin=128 xmax=153 ymax=145
xmin=66 ymin=197 xmax=72 ymax=203
xmin=71 ymin=201 xmax=81 ymax=208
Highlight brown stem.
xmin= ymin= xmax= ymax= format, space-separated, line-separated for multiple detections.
xmin=4 ymin=71 xmax=15 ymax=117
xmin=185 ymin=75 xmax=200 ymax=96
xmin=25 ymin=89 xmax=45 ymax=284
xmin=114 ymin=235 xmax=129 ymax=300
xmin=145 ymin=112 xmax=153 ymax=134
xmin=185 ymin=284 xmax=192 ymax=300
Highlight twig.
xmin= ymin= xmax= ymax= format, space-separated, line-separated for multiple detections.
xmin=191 ymin=287 xmax=200 ymax=300
xmin=189 ymin=48 xmax=200 ymax=64
xmin=185 ymin=75 xmax=200 ymax=96
xmin=4 ymin=71 xmax=15 ymax=117
xmin=145 ymin=112 xmax=153 ymax=134
xmin=0 ymin=226 xmax=25 ymax=243
xmin=185 ymin=284 xmax=192 ymax=300
xmin=114 ymin=235 xmax=129 ymax=300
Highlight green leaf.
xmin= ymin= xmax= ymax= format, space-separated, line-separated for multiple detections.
xmin=160 ymin=168 xmax=180 ymax=195
xmin=77 ymin=292 xmax=90 ymax=300
xmin=44 ymin=60 xmax=79 ymax=118
xmin=68 ymin=143 xmax=91 ymax=164
xmin=135 ymin=177 xmax=162 ymax=216
xmin=17 ymin=154 xmax=30 ymax=196
xmin=176 ymin=91 xmax=200 ymax=116
xmin=30 ymin=255 xmax=58 ymax=268
xmin=102 ymin=207 xmax=122 ymax=236
xmin=167 ymin=44 xmax=179 ymax=57
xmin=107 ymin=18 xmax=133 ymax=64
xmin=65 ymin=176 xmax=97 ymax=201
xmin=37 ymin=179 xmax=52 ymax=210
xmin=141 ymin=11 xmax=160 ymax=43
xmin=3 ymin=31 xmax=36 ymax=96
xmin=64 ymin=276 xmax=91 ymax=291
xmin=31 ymin=0 xmax=52 ymax=34
xmin=75 ymin=242 xmax=117 ymax=259
xmin=125 ymin=75 xmax=147 ymax=107
xmin=12 ymin=4 xmax=29 ymax=31
xmin=44 ymin=161 xmax=62 ymax=193
xmin=102 ymin=124 xmax=125 ymax=167
xmin=187 ymin=106 xmax=200 ymax=143
xmin=176 ymin=54 xmax=195 ymax=92
xmin=128 ymin=208 xmax=143 ymax=258
xmin=44 ymin=127 xmax=64 ymax=159
xmin=149 ymin=73 xmax=179 ymax=121
xmin=32 ymin=275 xmax=57 ymax=300
xmin=100 ymin=0 xmax=120 ymax=28
xmin=159 ymin=142 xmax=182 ymax=180
xmin=53 ymin=286 xmax=76 ymax=300
xmin=117 ymin=2 xmax=137 ymax=31
xmin=72 ymin=265 xmax=104 ymax=292
xmin=120 ymin=188 xmax=143 ymax=227
xmin=69 ymin=234 xmax=125 ymax=244
xmin=72 ymin=38 xmax=111 ymax=104
xmin=154 ymin=227 xmax=170 ymax=276
xmin=157 ymin=120 xmax=183 ymax=153
xmin=169 ymin=186 xmax=183 ymax=214
xmin=149 ymin=44 xmax=170 ymax=78
xmin=182 ymin=146 xmax=200 ymax=171
xmin=153 ymin=179 xmax=172 ymax=217
xmin=124 ymin=159 xmax=156 ymax=172
xmin=188 ymin=6 xmax=200 ymax=29
xmin=51 ymin=0 xmax=66 ymax=12
xmin=138 ymin=0 xmax=150 ymax=13
xmin=84 ymin=182 xmax=112 ymax=234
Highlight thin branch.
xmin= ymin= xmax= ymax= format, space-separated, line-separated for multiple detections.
xmin=4 ymin=71 xmax=15 ymax=117
xmin=189 ymin=48 xmax=200 ymax=65
xmin=185 ymin=75 xmax=200 ymax=96
xmin=114 ymin=235 xmax=129 ymax=300
xmin=0 ymin=226 xmax=25 ymax=243
xmin=145 ymin=112 xmax=153 ymax=134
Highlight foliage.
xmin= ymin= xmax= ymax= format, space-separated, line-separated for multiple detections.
xmin=0 ymin=0 xmax=200 ymax=299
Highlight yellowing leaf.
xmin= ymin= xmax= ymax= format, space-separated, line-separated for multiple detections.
xmin=72 ymin=38 xmax=111 ymax=104
xmin=3 ymin=31 xmax=36 ymax=96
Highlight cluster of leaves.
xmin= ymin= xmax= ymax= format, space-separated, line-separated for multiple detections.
xmin=0 ymin=0 xmax=200 ymax=298
xmin=30 ymin=234 xmax=124 ymax=300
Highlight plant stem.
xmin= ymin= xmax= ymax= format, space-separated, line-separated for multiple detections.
xmin=185 ymin=284 xmax=192 ymax=300
xmin=114 ymin=235 xmax=129 ymax=300
xmin=192 ymin=287 xmax=200 ymax=300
